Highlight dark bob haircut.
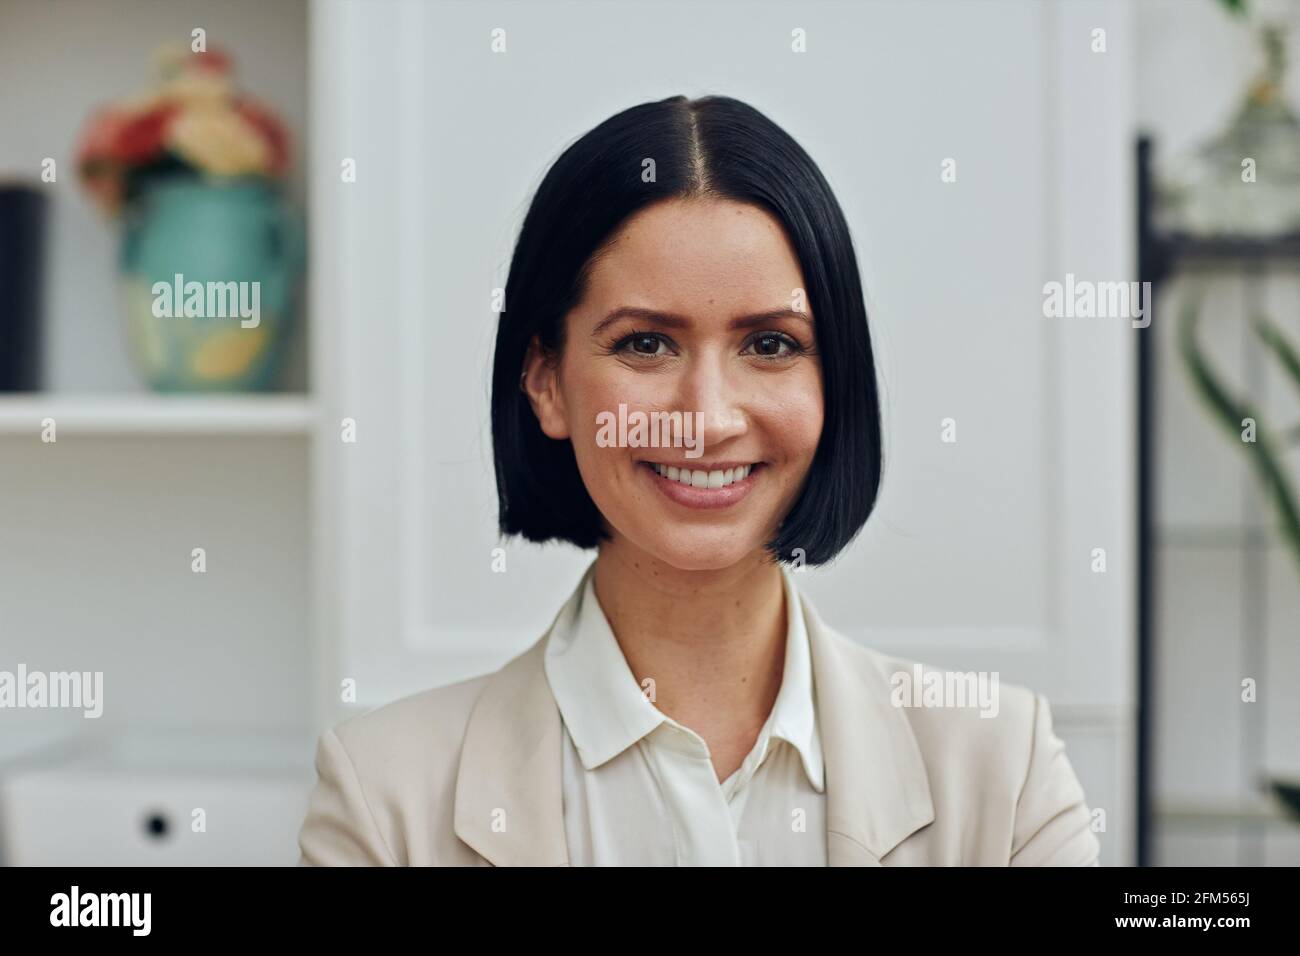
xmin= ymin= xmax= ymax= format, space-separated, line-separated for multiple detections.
xmin=491 ymin=94 xmax=882 ymax=566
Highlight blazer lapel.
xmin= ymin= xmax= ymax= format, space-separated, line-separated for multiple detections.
xmin=800 ymin=587 xmax=936 ymax=865
xmin=453 ymin=626 xmax=569 ymax=866
xmin=452 ymin=573 xmax=936 ymax=867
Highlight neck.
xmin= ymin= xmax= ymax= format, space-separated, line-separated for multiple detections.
xmin=590 ymin=539 xmax=788 ymax=781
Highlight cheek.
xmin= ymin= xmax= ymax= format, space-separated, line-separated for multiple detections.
xmin=558 ymin=362 xmax=639 ymax=474
xmin=562 ymin=361 xmax=671 ymax=449
xmin=761 ymin=370 xmax=824 ymax=462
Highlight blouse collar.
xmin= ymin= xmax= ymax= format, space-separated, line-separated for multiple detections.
xmin=542 ymin=560 xmax=825 ymax=793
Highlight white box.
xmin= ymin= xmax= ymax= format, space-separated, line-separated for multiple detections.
xmin=0 ymin=730 xmax=316 ymax=866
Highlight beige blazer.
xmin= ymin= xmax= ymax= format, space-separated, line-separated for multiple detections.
xmin=297 ymin=579 xmax=1102 ymax=867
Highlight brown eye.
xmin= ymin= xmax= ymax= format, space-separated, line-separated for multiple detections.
xmin=744 ymin=331 xmax=801 ymax=359
xmin=611 ymin=331 xmax=672 ymax=358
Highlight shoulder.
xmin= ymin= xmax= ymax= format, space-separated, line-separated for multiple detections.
xmin=298 ymin=671 xmax=495 ymax=866
xmin=328 ymin=670 xmax=495 ymax=813
xmin=817 ymin=626 xmax=1042 ymax=763
xmin=332 ymin=670 xmax=493 ymax=766
xmin=854 ymin=645 xmax=1053 ymax=831
xmin=859 ymin=644 xmax=1041 ymax=761
xmin=818 ymin=628 xmax=1099 ymax=865
xmin=797 ymin=590 xmax=1041 ymax=760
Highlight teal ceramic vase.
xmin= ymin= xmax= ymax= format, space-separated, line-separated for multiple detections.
xmin=119 ymin=177 xmax=304 ymax=391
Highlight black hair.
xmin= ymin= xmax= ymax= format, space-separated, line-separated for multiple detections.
xmin=490 ymin=94 xmax=882 ymax=565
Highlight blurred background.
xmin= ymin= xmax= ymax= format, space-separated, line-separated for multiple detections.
xmin=0 ymin=0 xmax=1297 ymax=866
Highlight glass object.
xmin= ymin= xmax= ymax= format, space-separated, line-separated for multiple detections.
xmin=1157 ymin=23 xmax=1300 ymax=237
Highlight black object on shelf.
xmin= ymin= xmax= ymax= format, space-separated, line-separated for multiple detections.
xmin=0 ymin=185 xmax=48 ymax=390
xmin=1136 ymin=134 xmax=1300 ymax=867
xmin=1272 ymin=780 xmax=1300 ymax=821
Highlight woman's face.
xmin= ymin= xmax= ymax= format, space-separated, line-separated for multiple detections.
xmin=526 ymin=197 xmax=824 ymax=573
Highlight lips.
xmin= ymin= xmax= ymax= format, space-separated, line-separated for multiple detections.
xmin=639 ymin=461 xmax=762 ymax=509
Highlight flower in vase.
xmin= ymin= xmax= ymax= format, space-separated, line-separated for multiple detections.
xmin=168 ymin=104 xmax=271 ymax=177
xmin=76 ymin=44 xmax=291 ymax=215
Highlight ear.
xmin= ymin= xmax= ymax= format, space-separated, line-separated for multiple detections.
xmin=521 ymin=335 xmax=570 ymax=440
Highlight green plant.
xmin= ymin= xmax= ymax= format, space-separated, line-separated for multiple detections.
xmin=1177 ymin=285 xmax=1300 ymax=573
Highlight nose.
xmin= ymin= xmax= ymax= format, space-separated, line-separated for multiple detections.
xmin=676 ymin=350 xmax=748 ymax=451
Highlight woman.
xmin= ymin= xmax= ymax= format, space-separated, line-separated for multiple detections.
xmin=297 ymin=94 xmax=1100 ymax=867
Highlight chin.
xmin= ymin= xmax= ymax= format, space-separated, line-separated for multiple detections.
xmin=627 ymin=531 xmax=768 ymax=573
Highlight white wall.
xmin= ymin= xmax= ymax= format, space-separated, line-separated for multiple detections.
xmin=0 ymin=435 xmax=313 ymax=740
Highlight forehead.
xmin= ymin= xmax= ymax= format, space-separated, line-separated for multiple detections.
xmin=581 ymin=198 xmax=806 ymax=314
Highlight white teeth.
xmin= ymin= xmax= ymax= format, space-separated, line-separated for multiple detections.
xmin=649 ymin=463 xmax=756 ymax=488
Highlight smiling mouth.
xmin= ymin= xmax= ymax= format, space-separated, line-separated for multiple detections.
xmin=645 ymin=462 xmax=759 ymax=489
xmin=637 ymin=460 xmax=764 ymax=510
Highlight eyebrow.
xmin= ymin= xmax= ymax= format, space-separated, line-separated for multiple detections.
xmin=590 ymin=306 xmax=813 ymax=338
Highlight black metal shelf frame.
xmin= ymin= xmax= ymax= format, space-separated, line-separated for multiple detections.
xmin=1136 ymin=135 xmax=1300 ymax=866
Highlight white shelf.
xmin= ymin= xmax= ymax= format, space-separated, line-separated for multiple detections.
xmin=1157 ymin=796 xmax=1298 ymax=828
xmin=0 ymin=394 xmax=316 ymax=436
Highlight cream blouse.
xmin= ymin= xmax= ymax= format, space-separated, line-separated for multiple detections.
xmin=543 ymin=565 xmax=826 ymax=866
